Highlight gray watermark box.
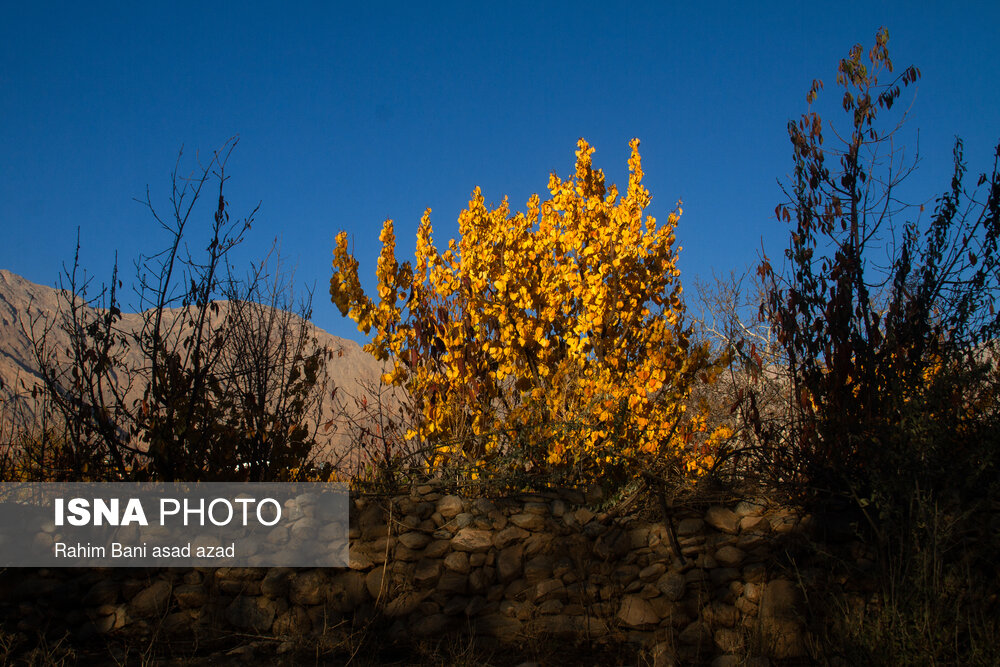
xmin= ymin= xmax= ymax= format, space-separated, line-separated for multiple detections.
xmin=0 ymin=483 xmax=349 ymax=567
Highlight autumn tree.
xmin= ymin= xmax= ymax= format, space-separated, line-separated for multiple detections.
xmin=331 ymin=139 xmax=726 ymax=487
xmin=759 ymin=28 xmax=1000 ymax=508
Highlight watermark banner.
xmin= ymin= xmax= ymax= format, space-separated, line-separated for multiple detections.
xmin=0 ymin=483 xmax=349 ymax=567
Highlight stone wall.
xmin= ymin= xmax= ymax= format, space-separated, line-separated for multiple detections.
xmin=2 ymin=483 xmax=814 ymax=664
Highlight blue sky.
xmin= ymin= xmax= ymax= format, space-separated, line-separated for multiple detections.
xmin=3 ymin=2 xmax=998 ymax=343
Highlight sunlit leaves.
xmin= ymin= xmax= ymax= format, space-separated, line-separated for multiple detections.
xmin=331 ymin=139 xmax=724 ymax=484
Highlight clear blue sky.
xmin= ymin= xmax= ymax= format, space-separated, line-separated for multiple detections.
xmin=3 ymin=2 xmax=998 ymax=343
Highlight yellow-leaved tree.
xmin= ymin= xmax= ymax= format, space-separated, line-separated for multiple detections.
xmin=331 ymin=139 xmax=726 ymax=486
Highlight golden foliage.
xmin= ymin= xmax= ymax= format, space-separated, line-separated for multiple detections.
xmin=331 ymin=139 xmax=725 ymax=483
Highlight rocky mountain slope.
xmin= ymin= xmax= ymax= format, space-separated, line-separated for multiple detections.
xmin=0 ymin=268 xmax=396 ymax=468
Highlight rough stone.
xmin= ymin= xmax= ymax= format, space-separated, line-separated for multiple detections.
xmin=705 ymin=506 xmax=741 ymax=534
xmin=261 ymin=568 xmax=294 ymax=598
xmin=289 ymin=569 xmax=327 ymax=606
xmin=273 ymin=606 xmax=311 ymax=635
xmin=714 ymin=628 xmax=744 ymax=653
xmin=161 ymin=611 xmax=193 ymax=635
xmin=743 ymin=582 xmax=764 ymax=603
xmin=702 ymin=602 xmax=739 ymax=628
xmin=760 ymin=578 xmax=806 ymax=659
xmin=595 ymin=528 xmax=631 ymax=559
xmin=451 ymin=528 xmax=493 ymax=552
xmin=714 ymin=546 xmax=746 ymax=568
xmin=678 ymin=620 xmax=713 ymax=647
xmin=617 ymin=595 xmax=659 ymax=628
xmin=398 ymin=531 xmax=432 ymax=550
xmin=365 ymin=566 xmax=388 ymax=599
xmin=469 ymin=568 xmax=490 ymax=594
xmin=423 ymin=539 xmax=451 ymax=559
xmin=524 ymin=555 xmax=554 ymax=583
xmin=639 ymin=563 xmax=666 ymax=582
xmin=760 ymin=579 xmax=800 ymax=619
xmin=509 ymin=513 xmax=545 ymax=531
xmin=465 ymin=595 xmax=488 ymax=616
xmin=651 ymin=641 xmax=678 ymax=667
xmin=533 ymin=578 xmax=565 ymax=603
xmin=493 ymin=525 xmax=530 ymax=549
xmin=657 ymin=571 xmax=687 ymax=601
xmin=743 ymin=562 xmax=767 ymax=583
xmin=523 ymin=502 xmax=549 ymax=515
xmin=384 ymin=591 xmax=428 ymax=617
xmin=335 ymin=571 xmax=369 ymax=608
xmin=740 ymin=514 xmax=771 ymax=533
xmin=734 ymin=499 xmax=766 ymax=517
xmin=358 ymin=503 xmax=386 ymax=539
xmin=349 ymin=546 xmax=375 ymax=570
xmin=84 ymin=580 xmax=119 ymax=607
xmin=629 ymin=526 xmax=652 ymax=549
xmin=437 ymin=495 xmax=464 ymax=519
xmin=676 ymin=517 xmax=705 ymax=536
xmin=710 ymin=567 xmax=741 ymax=587
xmin=413 ymin=559 xmax=443 ymax=587
xmin=437 ymin=570 xmax=469 ymax=595
xmin=444 ymin=551 xmax=471 ymax=574
xmin=497 ymin=544 xmax=525 ymax=582
xmin=534 ymin=614 xmax=584 ymax=638
xmin=173 ymin=584 xmax=207 ymax=610
xmin=129 ymin=580 xmax=172 ymax=618
xmin=411 ymin=613 xmax=451 ymax=636
xmin=225 ymin=596 xmax=275 ymax=633
xmin=475 ymin=614 xmax=522 ymax=640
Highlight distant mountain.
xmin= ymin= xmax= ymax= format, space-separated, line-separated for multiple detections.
xmin=0 ymin=269 xmax=396 ymax=469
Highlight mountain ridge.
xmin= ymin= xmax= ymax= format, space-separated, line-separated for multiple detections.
xmin=0 ymin=268 xmax=392 ymax=469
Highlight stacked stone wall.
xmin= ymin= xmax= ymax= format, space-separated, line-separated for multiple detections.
xmin=2 ymin=483 xmax=814 ymax=663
